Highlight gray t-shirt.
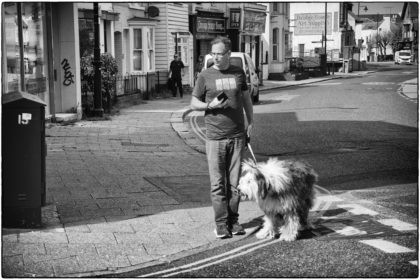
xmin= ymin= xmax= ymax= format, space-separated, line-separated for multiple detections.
xmin=192 ymin=65 xmax=248 ymax=140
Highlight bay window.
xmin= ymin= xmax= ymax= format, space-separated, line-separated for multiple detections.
xmin=175 ymin=36 xmax=189 ymax=64
xmin=128 ymin=25 xmax=155 ymax=72
xmin=133 ymin=28 xmax=142 ymax=71
xmin=3 ymin=2 xmax=49 ymax=97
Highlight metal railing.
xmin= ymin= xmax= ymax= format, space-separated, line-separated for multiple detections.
xmin=114 ymin=72 xmax=156 ymax=99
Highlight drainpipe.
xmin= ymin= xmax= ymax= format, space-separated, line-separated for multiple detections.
xmin=45 ymin=3 xmax=56 ymax=121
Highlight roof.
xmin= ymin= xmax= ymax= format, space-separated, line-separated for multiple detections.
xmin=402 ymin=2 xmax=419 ymax=20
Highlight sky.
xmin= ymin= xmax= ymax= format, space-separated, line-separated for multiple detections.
xmin=352 ymin=2 xmax=404 ymax=16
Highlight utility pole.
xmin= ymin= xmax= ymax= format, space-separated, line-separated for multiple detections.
xmin=93 ymin=3 xmax=103 ymax=117
xmin=324 ymin=2 xmax=327 ymax=55
xmin=376 ymin=13 xmax=379 ymax=62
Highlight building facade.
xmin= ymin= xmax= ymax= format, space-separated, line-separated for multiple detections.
xmin=2 ymin=2 xmax=82 ymax=120
xmin=355 ymin=14 xmax=400 ymax=62
xmin=289 ymin=2 xmax=344 ymax=61
xmin=267 ymin=2 xmax=291 ymax=79
xmin=188 ymin=3 xmax=268 ymax=78
xmin=401 ymin=2 xmax=418 ymax=63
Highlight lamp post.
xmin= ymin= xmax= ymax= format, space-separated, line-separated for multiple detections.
xmin=93 ymin=3 xmax=103 ymax=117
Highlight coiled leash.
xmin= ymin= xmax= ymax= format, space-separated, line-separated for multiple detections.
xmin=246 ymin=135 xmax=257 ymax=163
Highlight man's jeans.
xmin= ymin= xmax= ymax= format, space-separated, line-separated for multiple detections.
xmin=206 ymin=137 xmax=245 ymax=227
xmin=171 ymin=77 xmax=183 ymax=97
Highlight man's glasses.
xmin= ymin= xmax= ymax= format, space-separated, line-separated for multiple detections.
xmin=210 ymin=50 xmax=229 ymax=57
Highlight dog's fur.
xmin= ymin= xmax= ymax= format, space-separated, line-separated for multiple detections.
xmin=238 ymin=158 xmax=318 ymax=241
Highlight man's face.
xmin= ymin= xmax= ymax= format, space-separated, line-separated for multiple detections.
xmin=211 ymin=42 xmax=230 ymax=70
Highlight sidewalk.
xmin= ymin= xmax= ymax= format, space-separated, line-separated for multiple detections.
xmin=1 ymin=69 xmax=412 ymax=277
xmin=398 ymin=77 xmax=418 ymax=100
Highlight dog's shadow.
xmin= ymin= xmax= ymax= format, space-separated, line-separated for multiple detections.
xmin=242 ymin=216 xmax=264 ymax=231
xmin=243 ymin=209 xmax=354 ymax=240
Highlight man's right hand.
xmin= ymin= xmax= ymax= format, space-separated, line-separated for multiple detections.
xmin=208 ymin=97 xmax=228 ymax=110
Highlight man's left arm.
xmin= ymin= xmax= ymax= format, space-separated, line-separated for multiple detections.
xmin=182 ymin=62 xmax=186 ymax=76
xmin=242 ymin=89 xmax=253 ymax=138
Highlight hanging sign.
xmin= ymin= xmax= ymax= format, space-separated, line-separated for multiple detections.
xmin=229 ymin=9 xmax=241 ymax=29
xmin=295 ymin=13 xmax=332 ymax=36
xmin=242 ymin=9 xmax=266 ymax=34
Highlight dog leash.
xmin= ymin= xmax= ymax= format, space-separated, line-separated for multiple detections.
xmin=246 ymin=136 xmax=257 ymax=163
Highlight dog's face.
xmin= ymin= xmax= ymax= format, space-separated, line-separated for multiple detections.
xmin=238 ymin=160 xmax=270 ymax=200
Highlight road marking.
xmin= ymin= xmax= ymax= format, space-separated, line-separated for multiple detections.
xmin=409 ymin=260 xmax=418 ymax=266
xmin=317 ymin=195 xmax=343 ymax=202
xmin=138 ymin=238 xmax=271 ymax=277
xmin=377 ymin=219 xmax=417 ymax=231
xmin=336 ymin=226 xmax=367 ymax=236
xmin=312 ymin=82 xmax=343 ymax=86
xmin=160 ymin=238 xmax=282 ymax=277
xmin=189 ymin=111 xmax=207 ymax=142
xmin=360 ymin=239 xmax=415 ymax=253
xmin=362 ymin=82 xmax=395 ymax=85
xmin=338 ymin=204 xmax=379 ymax=216
xmin=268 ymin=94 xmax=300 ymax=101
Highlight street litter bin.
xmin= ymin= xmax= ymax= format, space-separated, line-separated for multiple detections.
xmin=2 ymin=91 xmax=46 ymax=228
xmin=343 ymin=60 xmax=353 ymax=73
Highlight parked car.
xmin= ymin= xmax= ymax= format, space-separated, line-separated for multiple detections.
xmin=394 ymin=50 xmax=412 ymax=64
xmin=203 ymin=52 xmax=260 ymax=103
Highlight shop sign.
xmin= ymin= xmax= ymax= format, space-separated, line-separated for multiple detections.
xmin=295 ymin=13 xmax=332 ymax=36
xmin=229 ymin=9 xmax=241 ymax=29
xmin=242 ymin=9 xmax=266 ymax=34
xmin=197 ymin=17 xmax=225 ymax=33
xmin=196 ymin=33 xmax=218 ymax=40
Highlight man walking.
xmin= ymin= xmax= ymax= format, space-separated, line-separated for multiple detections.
xmin=190 ymin=37 xmax=254 ymax=239
xmin=169 ymin=53 xmax=185 ymax=98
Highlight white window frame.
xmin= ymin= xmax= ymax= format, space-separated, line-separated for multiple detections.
xmin=272 ymin=28 xmax=279 ymax=61
xmin=128 ymin=24 xmax=156 ymax=73
xmin=132 ymin=28 xmax=143 ymax=71
xmin=175 ymin=35 xmax=189 ymax=66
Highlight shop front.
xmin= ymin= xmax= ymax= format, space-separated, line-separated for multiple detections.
xmin=2 ymin=3 xmax=51 ymax=112
xmin=227 ymin=7 xmax=266 ymax=72
xmin=2 ymin=2 xmax=82 ymax=120
xmin=189 ymin=10 xmax=226 ymax=74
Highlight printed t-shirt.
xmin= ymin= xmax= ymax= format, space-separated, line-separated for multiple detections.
xmin=192 ymin=65 xmax=248 ymax=140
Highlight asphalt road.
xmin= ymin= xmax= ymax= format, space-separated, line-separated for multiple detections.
xmin=121 ymin=63 xmax=418 ymax=278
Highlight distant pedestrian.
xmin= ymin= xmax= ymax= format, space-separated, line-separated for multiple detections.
xmin=190 ymin=37 xmax=254 ymax=239
xmin=195 ymin=55 xmax=204 ymax=81
xmin=169 ymin=54 xmax=185 ymax=98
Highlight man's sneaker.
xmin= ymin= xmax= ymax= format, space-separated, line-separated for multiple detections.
xmin=214 ymin=225 xmax=232 ymax=239
xmin=230 ymin=222 xmax=246 ymax=235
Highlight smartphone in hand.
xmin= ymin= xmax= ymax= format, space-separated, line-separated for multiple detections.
xmin=216 ymin=91 xmax=228 ymax=102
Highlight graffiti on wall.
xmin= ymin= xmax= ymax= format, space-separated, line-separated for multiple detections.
xmin=61 ymin=58 xmax=75 ymax=86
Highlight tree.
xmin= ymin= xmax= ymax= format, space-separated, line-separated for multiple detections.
xmin=390 ymin=22 xmax=403 ymax=54
xmin=372 ymin=26 xmax=402 ymax=58
xmin=374 ymin=31 xmax=393 ymax=56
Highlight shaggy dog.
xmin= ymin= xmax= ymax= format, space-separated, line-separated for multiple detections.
xmin=238 ymin=158 xmax=318 ymax=241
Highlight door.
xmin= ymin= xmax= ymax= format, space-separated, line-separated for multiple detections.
xmin=299 ymin=44 xmax=305 ymax=57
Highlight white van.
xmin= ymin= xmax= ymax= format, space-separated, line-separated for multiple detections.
xmin=394 ymin=50 xmax=412 ymax=64
xmin=203 ymin=52 xmax=260 ymax=103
